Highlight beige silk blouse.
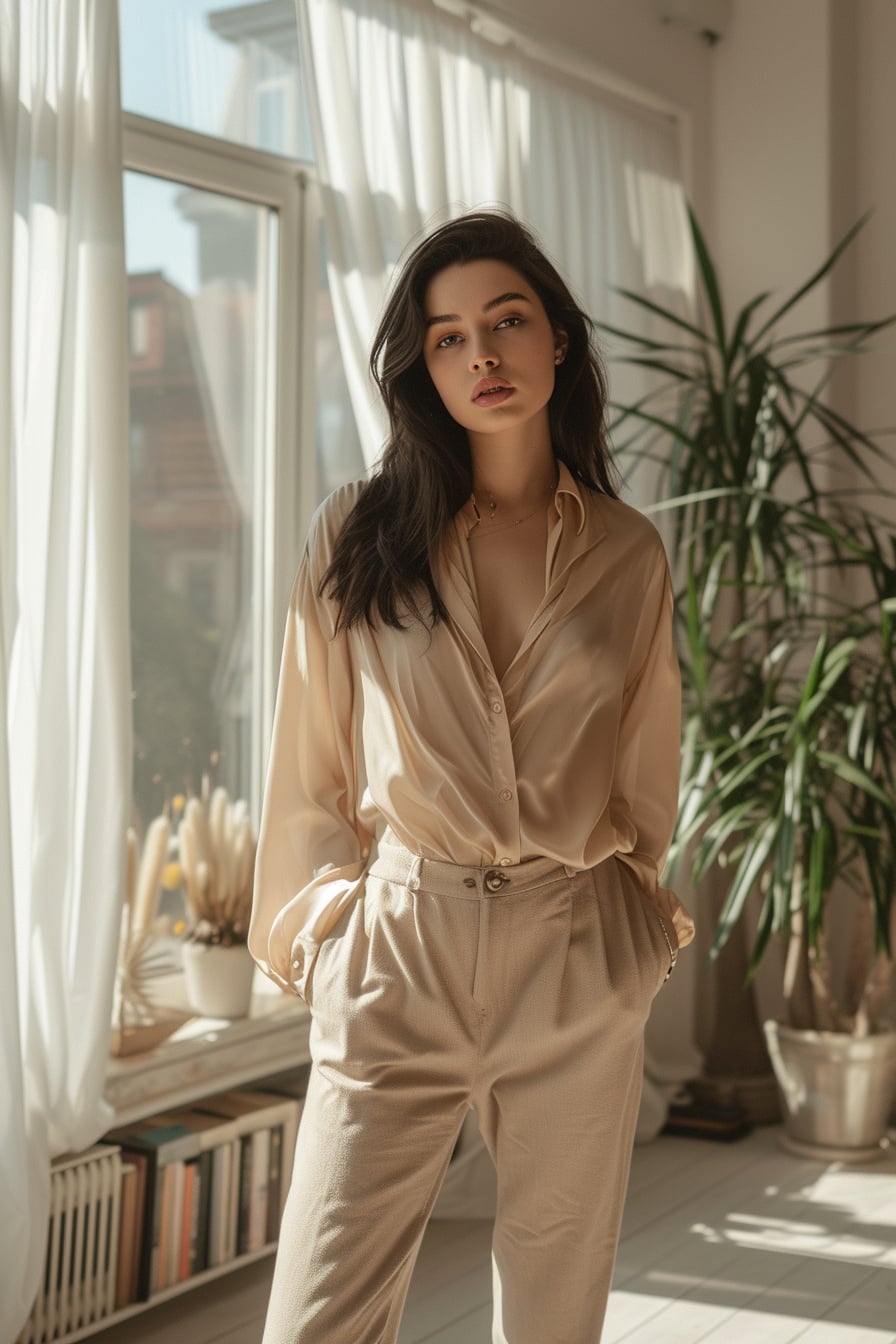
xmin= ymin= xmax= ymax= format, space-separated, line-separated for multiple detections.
xmin=249 ymin=460 xmax=696 ymax=1001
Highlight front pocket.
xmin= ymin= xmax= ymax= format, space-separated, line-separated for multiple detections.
xmin=303 ymin=898 xmax=359 ymax=1012
xmin=636 ymin=891 xmax=675 ymax=992
xmin=612 ymin=859 xmax=676 ymax=995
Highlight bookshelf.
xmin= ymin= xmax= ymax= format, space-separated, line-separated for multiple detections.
xmin=19 ymin=976 xmax=311 ymax=1344
xmin=106 ymin=980 xmax=311 ymax=1127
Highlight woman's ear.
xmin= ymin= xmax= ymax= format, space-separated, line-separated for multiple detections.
xmin=553 ymin=328 xmax=569 ymax=365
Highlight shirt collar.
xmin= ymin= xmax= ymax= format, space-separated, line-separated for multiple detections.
xmin=457 ymin=458 xmax=586 ymax=538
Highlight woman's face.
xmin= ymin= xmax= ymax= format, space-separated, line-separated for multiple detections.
xmin=421 ymin=258 xmax=567 ymax=443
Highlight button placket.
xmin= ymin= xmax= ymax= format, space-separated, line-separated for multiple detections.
xmin=485 ymin=679 xmax=520 ymax=864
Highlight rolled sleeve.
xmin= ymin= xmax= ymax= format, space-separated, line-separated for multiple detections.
xmin=611 ymin=544 xmax=695 ymax=953
xmin=249 ymin=530 xmax=372 ymax=999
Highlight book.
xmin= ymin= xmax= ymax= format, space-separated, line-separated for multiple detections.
xmin=207 ymin=1140 xmax=235 ymax=1268
xmin=104 ymin=1112 xmax=223 ymax=1299
xmin=192 ymin=1148 xmax=213 ymax=1275
xmin=255 ymin=1075 xmax=306 ymax=1201
xmin=236 ymin=1132 xmax=253 ymax=1256
xmin=247 ymin=1126 xmax=271 ymax=1253
xmin=225 ymin=1137 xmax=241 ymax=1263
xmin=266 ymin=1125 xmax=284 ymax=1246
xmin=167 ymin=1159 xmax=186 ymax=1288
xmin=178 ymin=1160 xmax=196 ymax=1283
xmin=162 ymin=1106 xmax=261 ymax=1265
xmin=114 ymin=1162 xmax=140 ymax=1310
xmin=121 ymin=1150 xmax=149 ymax=1304
xmin=155 ymin=1161 xmax=174 ymax=1293
xmin=192 ymin=1090 xmax=300 ymax=1260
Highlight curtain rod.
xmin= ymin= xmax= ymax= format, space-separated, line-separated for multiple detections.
xmin=430 ymin=0 xmax=686 ymax=125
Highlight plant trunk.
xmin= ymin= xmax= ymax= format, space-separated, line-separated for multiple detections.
xmin=783 ymin=909 xmax=817 ymax=1030
xmin=695 ymin=870 xmax=779 ymax=1121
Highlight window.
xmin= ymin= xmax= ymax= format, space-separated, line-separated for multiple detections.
xmin=124 ymin=169 xmax=275 ymax=829
xmin=120 ymin=2 xmax=363 ymax=838
xmin=119 ymin=0 xmax=314 ymax=160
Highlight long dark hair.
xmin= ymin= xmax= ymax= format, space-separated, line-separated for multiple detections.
xmin=321 ymin=209 xmax=619 ymax=630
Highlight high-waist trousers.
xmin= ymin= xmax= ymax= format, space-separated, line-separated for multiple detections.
xmin=261 ymin=838 xmax=677 ymax=1344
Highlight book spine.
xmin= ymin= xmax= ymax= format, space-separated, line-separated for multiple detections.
xmin=131 ymin=1152 xmax=150 ymax=1303
xmin=247 ymin=1128 xmax=271 ymax=1253
xmin=236 ymin=1134 xmax=253 ymax=1257
xmin=151 ymin=1163 xmax=172 ymax=1294
xmin=207 ymin=1144 xmax=229 ymax=1269
xmin=224 ymin=1137 xmax=240 ymax=1263
xmin=193 ymin=1149 xmax=213 ymax=1275
xmin=114 ymin=1165 xmax=138 ymax=1310
xmin=166 ymin=1161 xmax=185 ymax=1289
xmin=179 ymin=1161 xmax=196 ymax=1283
xmin=266 ymin=1125 xmax=283 ymax=1246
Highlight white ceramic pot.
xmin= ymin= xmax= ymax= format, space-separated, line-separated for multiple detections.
xmin=182 ymin=941 xmax=256 ymax=1019
xmin=764 ymin=1020 xmax=896 ymax=1162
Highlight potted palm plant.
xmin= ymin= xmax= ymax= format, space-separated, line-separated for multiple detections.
xmin=603 ymin=208 xmax=896 ymax=1157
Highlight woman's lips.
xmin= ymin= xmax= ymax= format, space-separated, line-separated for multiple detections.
xmin=473 ymin=385 xmax=514 ymax=406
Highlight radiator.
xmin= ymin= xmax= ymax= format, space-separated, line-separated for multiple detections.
xmin=17 ymin=1145 xmax=122 ymax=1344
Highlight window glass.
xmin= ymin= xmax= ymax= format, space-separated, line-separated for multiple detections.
xmin=125 ymin=170 xmax=275 ymax=834
xmin=119 ymin=0 xmax=313 ymax=161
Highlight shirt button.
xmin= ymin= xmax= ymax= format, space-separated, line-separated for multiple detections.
xmin=499 ymin=857 xmax=512 ymax=866
xmin=491 ymin=701 xmax=503 ymax=713
xmin=499 ymin=788 xmax=513 ymax=802
xmin=292 ymin=959 xmax=301 ymax=969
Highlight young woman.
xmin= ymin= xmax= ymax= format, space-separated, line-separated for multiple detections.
xmin=249 ymin=210 xmax=695 ymax=1343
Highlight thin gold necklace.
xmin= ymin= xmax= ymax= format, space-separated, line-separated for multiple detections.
xmin=470 ymin=474 xmax=557 ymax=535
xmin=470 ymin=497 xmax=548 ymax=535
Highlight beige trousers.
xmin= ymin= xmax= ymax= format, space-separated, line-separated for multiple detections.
xmin=262 ymin=839 xmax=676 ymax=1344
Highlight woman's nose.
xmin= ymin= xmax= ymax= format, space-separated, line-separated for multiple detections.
xmin=469 ymin=348 xmax=499 ymax=372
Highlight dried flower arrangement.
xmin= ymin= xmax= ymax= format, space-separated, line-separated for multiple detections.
xmin=178 ymin=777 xmax=257 ymax=947
xmin=111 ymin=815 xmax=190 ymax=1055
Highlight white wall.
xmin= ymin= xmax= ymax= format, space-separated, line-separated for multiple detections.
xmin=709 ymin=0 xmax=896 ymax=433
xmin=854 ymin=0 xmax=896 ymax=462
xmin=710 ymin=0 xmax=833 ymax=331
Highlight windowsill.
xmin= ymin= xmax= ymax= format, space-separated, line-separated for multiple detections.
xmin=105 ymin=967 xmax=310 ymax=1127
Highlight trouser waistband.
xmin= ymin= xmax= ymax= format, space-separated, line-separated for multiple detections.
xmin=369 ymin=835 xmax=580 ymax=900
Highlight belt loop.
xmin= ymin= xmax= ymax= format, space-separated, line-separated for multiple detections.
xmin=406 ymin=854 xmax=422 ymax=891
xmin=563 ymin=863 xmax=579 ymax=879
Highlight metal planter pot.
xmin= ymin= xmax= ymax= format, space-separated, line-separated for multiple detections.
xmin=764 ymin=1020 xmax=896 ymax=1162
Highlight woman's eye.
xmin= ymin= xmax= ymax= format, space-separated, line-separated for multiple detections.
xmin=436 ymin=333 xmax=463 ymax=348
xmin=496 ymin=315 xmax=522 ymax=329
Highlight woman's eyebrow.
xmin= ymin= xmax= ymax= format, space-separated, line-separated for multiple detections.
xmin=425 ymin=292 xmax=532 ymax=328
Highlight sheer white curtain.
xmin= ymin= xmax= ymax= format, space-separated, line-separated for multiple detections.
xmin=0 ymin=1 xmax=132 ymax=1334
xmin=297 ymin=0 xmax=701 ymax=1216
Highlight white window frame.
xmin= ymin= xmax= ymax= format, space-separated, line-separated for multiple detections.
xmin=121 ymin=110 xmax=319 ymax=821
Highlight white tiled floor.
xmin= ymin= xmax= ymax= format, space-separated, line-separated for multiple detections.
xmin=95 ymin=1126 xmax=896 ymax=1343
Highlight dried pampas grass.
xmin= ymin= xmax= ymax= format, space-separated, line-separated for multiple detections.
xmin=179 ymin=781 xmax=257 ymax=946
